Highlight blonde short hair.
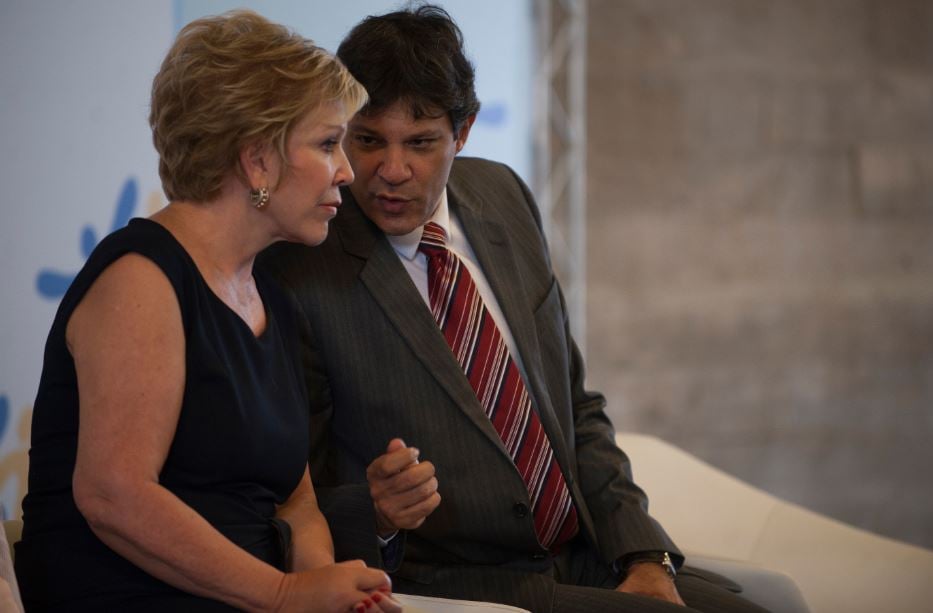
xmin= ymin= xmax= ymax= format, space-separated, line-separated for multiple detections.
xmin=150 ymin=10 xmax=368 ymax=202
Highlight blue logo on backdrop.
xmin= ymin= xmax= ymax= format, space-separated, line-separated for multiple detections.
xmin=477 ymin=102 xmax=506 ymax=126
xmin=36 ymin=178 xmax=138 ymax=300
xmin=0 ymin=395 xmax=8 ymax=443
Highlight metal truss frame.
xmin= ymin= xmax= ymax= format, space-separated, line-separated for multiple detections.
xmin=532 ymin=0 xmax=588 ymax=351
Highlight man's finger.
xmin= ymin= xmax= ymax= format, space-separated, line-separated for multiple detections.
xmin=388 ymin=492 xmax=442 ymax=530
xmin=375 ymin=473 xmax=438 ymax=513
xmin=367 ymin=446 xmax=421 ymax=479
xmin=386 ymin=438 xmax=407 ymax=453
xmin=385 ymin=461 xmax=435 ymax=490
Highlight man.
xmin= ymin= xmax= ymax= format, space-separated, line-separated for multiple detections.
xmin=259 ymin=5 xmax=769 ymax=612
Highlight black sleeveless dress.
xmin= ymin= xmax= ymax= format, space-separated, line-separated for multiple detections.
xmin=15 ymin=218 xmax=310 ymax=611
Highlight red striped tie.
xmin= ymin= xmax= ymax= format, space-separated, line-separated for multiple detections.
xmin=419 ymin=221 xmax=578 ymax=550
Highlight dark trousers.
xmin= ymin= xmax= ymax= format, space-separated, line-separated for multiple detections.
xmin=393 ymin=539 xmax=771 ymax=613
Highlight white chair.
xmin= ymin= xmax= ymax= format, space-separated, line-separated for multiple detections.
xmin=395 ymin=594 xmax=529 ymax=613
xmin=618 ymin=432 xmax=933 ymax=613
xmin=0 ymin=519 xmax=24 ymax=612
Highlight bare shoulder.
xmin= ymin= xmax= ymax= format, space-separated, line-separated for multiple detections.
xmin=66 ymin=252 xmax=183 ymax=365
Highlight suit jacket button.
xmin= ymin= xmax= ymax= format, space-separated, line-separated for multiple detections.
xmin=531 ymin=553 xmax=546 ymax=560
xmin=513 ymin=502 xmax=529 ymax=518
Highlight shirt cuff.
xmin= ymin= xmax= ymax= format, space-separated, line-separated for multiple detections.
xmin=377 ymin=531 xmax=399 ymax=548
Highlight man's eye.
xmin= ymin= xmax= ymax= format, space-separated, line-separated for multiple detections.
xmin=355 ymin=135 xmax=379 ymax=146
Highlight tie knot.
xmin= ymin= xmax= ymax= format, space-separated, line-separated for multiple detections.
xmin=419 ymin=222 xmax=448 ymax=256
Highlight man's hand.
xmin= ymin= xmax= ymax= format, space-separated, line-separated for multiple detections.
xmin=616 ymin=562 xmax=685 ymax=606
xmin=366 ymin=438 xmax=441 ymax=536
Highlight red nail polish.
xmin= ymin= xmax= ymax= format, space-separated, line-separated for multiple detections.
xmin=356 ymin=606 xmax=365 ymax=613
xmin=364 ymin=598 xmax=373 ymax=608
xmin=372 ymin=593 xmax=383 ymax=603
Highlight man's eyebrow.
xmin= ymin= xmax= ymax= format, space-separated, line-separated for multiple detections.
xmin=348 ymin=126 xmax=444 ymax=140
xmin=406 ymin=130 xmax=444 ymax=139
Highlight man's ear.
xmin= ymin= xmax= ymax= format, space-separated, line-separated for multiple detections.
xmin=454 ymin=114 xmax=477 ymax=153
xmin=239 ymin=141 xmax=277 ymax=189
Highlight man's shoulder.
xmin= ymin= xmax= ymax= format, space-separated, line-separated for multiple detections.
xmin=451 ymin=156 xmax=515 ymax=181
xmin=449 ymin=157 xmax=531 ymax=204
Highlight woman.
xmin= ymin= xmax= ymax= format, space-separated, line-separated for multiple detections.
xmin=15 ymin=11 xmax=399 ymax=612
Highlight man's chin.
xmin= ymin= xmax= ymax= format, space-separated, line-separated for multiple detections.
xmin=380 ymin=223 xmax=419 ymax=237
xmin=367 ymin=212 xmax=419 ymax=236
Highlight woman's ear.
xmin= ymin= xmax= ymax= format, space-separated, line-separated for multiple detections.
xmin=239 ymin=141 xmax=277 ymax=189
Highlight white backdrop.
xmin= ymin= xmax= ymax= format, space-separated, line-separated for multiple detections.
xmin=0 ymin=0 xmax=532 ymax=520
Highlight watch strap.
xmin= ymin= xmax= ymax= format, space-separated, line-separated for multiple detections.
xmin=621 ymin=550 xmax=677 ymax=580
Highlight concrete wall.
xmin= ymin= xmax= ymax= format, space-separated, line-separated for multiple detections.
xmin=585 ymin=0 xmax=933 ymax=549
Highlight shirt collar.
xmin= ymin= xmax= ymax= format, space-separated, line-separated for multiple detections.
xmin=386 ymin=189 xmax=451 ymax=261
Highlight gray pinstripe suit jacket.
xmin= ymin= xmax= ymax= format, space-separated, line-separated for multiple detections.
xmin=258 ymin=156 xmax=680 ymax=587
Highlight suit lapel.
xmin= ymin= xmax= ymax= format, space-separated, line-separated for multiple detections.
xmin=337 ymin=192 xmax=509 ymax=454
xmin=449 ymin=190 xmax=547 ymax=403
xmin=447 ymin=174 xmax=576 ymax=481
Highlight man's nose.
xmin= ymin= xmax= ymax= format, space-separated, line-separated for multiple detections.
xmin=377 ymin=147 xmax=412 ymax=185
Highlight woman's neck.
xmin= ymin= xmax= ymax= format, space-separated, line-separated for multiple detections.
xmin=151 ymin=197 xmax=262 ymax=284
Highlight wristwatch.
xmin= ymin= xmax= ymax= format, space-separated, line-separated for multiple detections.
xmin=622 ymin=551 xmax=677 ymax=580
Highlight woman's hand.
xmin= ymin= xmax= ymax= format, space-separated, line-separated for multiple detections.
xmin=271 ymin=560 xmax=401 ymax=613
xmin=349 ymin=585 xmax=403 ymax=613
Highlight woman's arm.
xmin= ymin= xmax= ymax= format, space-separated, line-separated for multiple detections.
xmin=67 ymin=254 xmax=395 ymax=612
xmin=276 ymin=466 xmax=336 ymax=572
xmin=69 ymin=253 xmax=285 ymax=610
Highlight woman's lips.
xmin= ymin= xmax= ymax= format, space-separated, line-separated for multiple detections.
xmin=318 ymin=199 xmax=341 ymax=216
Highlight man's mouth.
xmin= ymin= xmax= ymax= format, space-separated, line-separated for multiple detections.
xmin=375 ymin=194 xmax=411 ymax=214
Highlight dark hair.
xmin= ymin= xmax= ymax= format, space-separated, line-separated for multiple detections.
xmin=337 ymin=3 xmax=481 ymax=133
